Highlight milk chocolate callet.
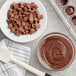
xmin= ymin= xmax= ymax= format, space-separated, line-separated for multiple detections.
xmin=7 ymin=2 xmax=44 ymax=36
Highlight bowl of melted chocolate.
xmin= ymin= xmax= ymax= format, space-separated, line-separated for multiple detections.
xmin=37 ymin=33 xmax=75 ymax=70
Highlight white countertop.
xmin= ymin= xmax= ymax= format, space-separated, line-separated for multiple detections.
xmin=0 ymin=0 xmax=76 ymax=76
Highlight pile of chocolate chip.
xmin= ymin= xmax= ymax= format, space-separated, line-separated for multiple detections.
xmin=7 ymin=2 xmax=44 ymax=36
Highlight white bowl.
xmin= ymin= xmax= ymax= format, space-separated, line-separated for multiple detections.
xmin=0 ymin=0 xmax=47 ymax=43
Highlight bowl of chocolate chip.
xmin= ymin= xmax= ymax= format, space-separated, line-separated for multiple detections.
xmin=0 ymin=0 xmax=47 ymax=42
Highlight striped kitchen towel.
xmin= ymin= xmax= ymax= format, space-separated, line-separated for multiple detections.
xmin=0 ymin=39 xmax=31 ymax=76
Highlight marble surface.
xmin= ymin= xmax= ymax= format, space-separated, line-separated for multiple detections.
xmin=0 ymin=0 xmax=76 ymax=76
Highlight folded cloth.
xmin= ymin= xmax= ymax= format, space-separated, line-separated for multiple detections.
xmin=0 ymin=39 xmax=31 ymax=76
xmin=0 ymin=62 xmax=20 ymax=76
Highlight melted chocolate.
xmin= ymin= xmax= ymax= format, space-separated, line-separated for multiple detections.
xmin=71 ymin=16 xmax=76 ymax=25
xmin=65 ymin=6 xmax=74 ymax=15
xmin=40 ymin=35 xmax=73 ymax=69
xmin=58 ymin=0 xmax=68 ymax=5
